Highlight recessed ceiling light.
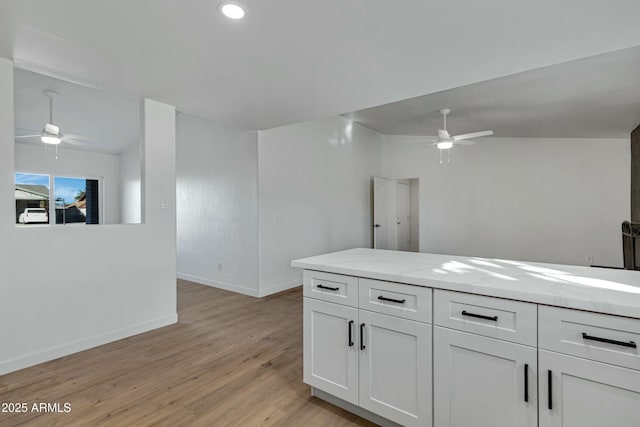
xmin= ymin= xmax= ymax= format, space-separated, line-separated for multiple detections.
xmin=219 ymin=2 xmax=246 ymax=19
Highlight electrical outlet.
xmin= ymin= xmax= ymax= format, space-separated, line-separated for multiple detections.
xmin=161 ymin=200 xmax=169 ymax=210
xmin=586 ymin=255 xmax=593 ymax=265
xmin=218 ymin=262 xmax=223 ymax=272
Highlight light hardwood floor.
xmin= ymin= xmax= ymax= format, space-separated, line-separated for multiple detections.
xmin=0 ymin=280 xmax=376 ymax=427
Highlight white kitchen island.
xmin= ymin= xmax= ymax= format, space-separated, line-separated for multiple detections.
xmin=292 ymin=248 xmax=640 ymax=427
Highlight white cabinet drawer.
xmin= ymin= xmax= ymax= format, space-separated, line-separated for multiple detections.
xmin=359 ymin=278 xmax=432 ymax=323
xmin=539 ymin=306 xmax=640 ymax=370
xmin=434 ymin=290 xmax=537 ymax=346
xmin=304 ymin=270 xmax=358 ymax=307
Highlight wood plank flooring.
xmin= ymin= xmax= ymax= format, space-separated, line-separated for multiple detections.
xmin=0 ymin=280 xmax=376 ymax=427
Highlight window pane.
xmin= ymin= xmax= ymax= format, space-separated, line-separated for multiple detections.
xmin=15 ymin=173 xmax=50 ymax=225
xmin=54 ymin=177 xmax=99 ymax=224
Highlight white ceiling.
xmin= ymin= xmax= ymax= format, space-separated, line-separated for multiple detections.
xmin=347 ymin=46 xmax=640 ymax=138
xmin=1 ymin=1 xmax=640 ymax=130
xmin=14 ymin=68 xmax=140 ymax=154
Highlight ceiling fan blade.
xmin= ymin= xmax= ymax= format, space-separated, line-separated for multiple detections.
xmin=15 ymin=134 xmax=41 ymax=139
xmin=402 ymin=138 xmax=436 ymax=143
xmin=453 ymin=130 xmax=493 ymax=140
xmin=454 ymin=140 xmax=476 ymax=146
xmin=63 ymin=132 xmax=86 ymax=139
xmin=63 ymin=138 xmax=84 ymax=146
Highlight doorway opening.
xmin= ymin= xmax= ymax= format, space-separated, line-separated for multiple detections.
xmin=372 ymin=176 xmax=419 ymax=252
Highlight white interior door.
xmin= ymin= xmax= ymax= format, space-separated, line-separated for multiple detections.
xmin=373 ymin=177 xmax=396 ymax=250
xmin=396 ymin=182 xmax=411 ymax=251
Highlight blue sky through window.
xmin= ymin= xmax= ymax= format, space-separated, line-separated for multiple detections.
xmin=54 ymin=177 xmax=86 ymax=204
xmin=15 ymin=173 xmax=49 ymax=187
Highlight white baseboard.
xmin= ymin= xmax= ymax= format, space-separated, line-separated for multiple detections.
xmin=177 ymin=273 xmax=300 ymax=298
xmin=258 ymin=279 xmax=302 ymax=297
xmin=0 ymin=314 xmax=177 ymax=376
xmin=177 ymin=272 xmax=259 ymax=297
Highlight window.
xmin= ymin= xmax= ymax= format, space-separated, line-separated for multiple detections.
xmin=15 ymin=173 xmax=101 ymax=226
xmin=15 ymin=173 xmax=50 ymax=225
xmin=53 ymin=177 xmax=100 ymax=224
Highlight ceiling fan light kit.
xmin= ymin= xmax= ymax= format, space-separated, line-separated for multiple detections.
xmin=41 ymin=135 xmax=61 ymax=145
xmin=41 ymin=123 xmax=62 ymax=144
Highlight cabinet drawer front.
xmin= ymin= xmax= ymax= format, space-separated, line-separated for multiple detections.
xmin=359 ymin=278 xmax=432 ymax=323
xmin=434 ymin=290 xmax=537 ymax=346
xmin=539 ymin=306 xmax=640 ymax=370
xmin=304 ymin=270 xmax=358 ymax=307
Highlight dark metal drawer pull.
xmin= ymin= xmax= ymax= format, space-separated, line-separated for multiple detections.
xmin=548 ymin=370 xmax=553 ymax=410
xmin=317 ymin=284 xmax=339 ymax=291
xmin=360 ymin=323 xmax=366 ymax=350
xmin=524 ymin=363 xmax=529 ymax=402
xmin=348 ymin=320 xmax=354 ymax=347
xmin=461 ymin=310 xmax=498 ymax=321
xmin=582 ymin=333 xmax=637 ymax=348
xmin=378 ymin=295 xmax=406 ymax=304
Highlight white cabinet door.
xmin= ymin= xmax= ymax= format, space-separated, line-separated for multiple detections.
xmin=359 ymin=310 xmax=432 ymax=427
xmin=539 ymin=350 xmax=640 ymax=427
xmin=303 ymin=297 xmax=359 ymax=405
xmin=434 ymin=326 xmax=537 ymax=427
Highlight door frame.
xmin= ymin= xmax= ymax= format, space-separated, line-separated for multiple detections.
xmin=372 ymin=176 xmax=420 ymax=252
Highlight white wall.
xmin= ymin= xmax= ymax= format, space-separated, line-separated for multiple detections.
xmin=258 ymin=116 xmax=383 ymax=295
xmin=176 ymin=113 xmax=260 ymax=296
xmin=119 ymin=141 xmax=141 ymax=224
xmin=15 ymin=143 xmax=121 ymax=224
xmin=382 ymin=136 xmax=629 ymax=267
xmin=0 ymin=58 xmax=177 ymax=375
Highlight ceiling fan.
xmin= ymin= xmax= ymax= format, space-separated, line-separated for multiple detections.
xmin=430 ymin=108 xmax=493 ymax=150
xmin=15 ymin=90 xmax=85 ymax=146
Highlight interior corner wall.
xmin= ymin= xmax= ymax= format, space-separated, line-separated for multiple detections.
xmin=119 ymin=142 xmax=142 ymax=224
xmin=176 ymin=113 xmax=260 ymax=296
xmin=382 ymin=136 xmax=629 ymax=267
xmin=15 ymin=144 xmax=122 ymax=225
xmin=0 ymin=57 xmax=177 ymax=375
xmin=257 ymin=116 xmax=383 ymax=296
xmin=631 ymin=124 xmax=640 ymax=222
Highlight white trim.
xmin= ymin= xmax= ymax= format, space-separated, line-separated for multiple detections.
xmin=258 ymin=279 xmax=301 ymax=297
xmin=177 ymin=272 xmax=259 ymax=297
xmin=0 ymin=314 xmax=177 ymax=376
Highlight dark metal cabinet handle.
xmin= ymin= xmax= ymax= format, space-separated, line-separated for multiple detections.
xmin=317 ymin=284 xmax=339 ymax=291
xmin=373 ymin=224 xmax=381 ymax=228
xmin=348 ymin=320 xmax=354 ymax=347
xmin=582 ymin=332 xmax=637 ymax=348
xmin=378 ymin=295 xmax=406 ymax=304
xmin=548 ymin=370 xmax=553 ymax=410
xmin=360 ymin=323 xmax=366 ymax=350
xmin=461 ymin=310 xmax=498 ymax=322
xmin=524 ymin=364 xmax=529 ymax=402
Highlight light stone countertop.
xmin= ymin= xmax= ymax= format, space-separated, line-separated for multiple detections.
xmin=291 ymin=248 xmax=640 ymax=319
